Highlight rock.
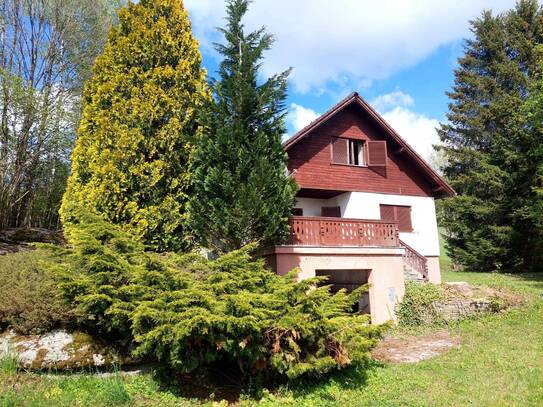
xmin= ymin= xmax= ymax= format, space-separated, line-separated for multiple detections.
xmin=0 ymin=242 xmax=31 ymax=256
xmin=431 ymin=299 xmax=493 ymax=321
xmin=443 ymin=281 xmax=473 ymax=296
xmin=0 ymin=330 xmax=134 ymax=370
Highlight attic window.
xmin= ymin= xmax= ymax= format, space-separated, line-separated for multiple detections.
xmin=331 ymin=137 xmax=364 ymax=166
xmin=350 ymin=140 xmax=365 ymax=166
xmin=331 ymin=137 xmax=387 ymax=167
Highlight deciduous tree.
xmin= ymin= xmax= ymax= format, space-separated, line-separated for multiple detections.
xmin=0 ymin=0 xmax=120 ymax=230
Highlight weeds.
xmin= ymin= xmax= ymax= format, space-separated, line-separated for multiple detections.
xmin=0 ymin=344 xmax=20 ymax=375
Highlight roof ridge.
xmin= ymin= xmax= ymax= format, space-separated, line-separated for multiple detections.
xmin=282 ymin=91 xmax=455 ymax=197
xmin=283 ymin=91 xmax=359 ymax=149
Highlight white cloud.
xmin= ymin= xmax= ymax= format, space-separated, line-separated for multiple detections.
xmin=185 ymin=0 xmax=515 ymax=93
xmin=371 ymin=90 xmax=414 ymax=112
xmin=287 ymin=103 xmax=320 ymax=133
xmin=381 ymin=106 xmax=440 ymax=162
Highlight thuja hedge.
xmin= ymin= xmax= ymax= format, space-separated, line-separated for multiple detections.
xmin=50 ymin=206 xmax=382 ymax=378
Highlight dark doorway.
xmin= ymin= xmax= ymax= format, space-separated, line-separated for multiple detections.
xmin=316 ymin=269 xmax=370 ymax=314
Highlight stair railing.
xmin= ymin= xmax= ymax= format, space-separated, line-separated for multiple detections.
xmin=399 ymin=239 xmax=428 ymax=280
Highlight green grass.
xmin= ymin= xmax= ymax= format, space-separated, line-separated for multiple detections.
xmin=1 ymin=247 xmax=542 ymax=406
xmin=439 ymin=227 xmax=452 ymax=273
xmin=0 ymin=346 xmax=20 ymax=375
xmin=257 ymin=271 xmax=543 ymax=407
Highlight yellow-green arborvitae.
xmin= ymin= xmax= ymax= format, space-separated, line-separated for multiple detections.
xmin=61 ymin=0 xmax=209 ymax=252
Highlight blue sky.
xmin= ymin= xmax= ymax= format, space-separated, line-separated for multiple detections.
xmin=185 ymin=0 xmax=518 ymax=162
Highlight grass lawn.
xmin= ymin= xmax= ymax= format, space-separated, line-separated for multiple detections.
xmin=1 ymin=247 xmax=542 ymax=406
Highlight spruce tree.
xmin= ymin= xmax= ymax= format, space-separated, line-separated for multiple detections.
xmin=61 ymin=0 xmax=209 ymax=252
xmin=512 ymin=45 xmax=543 ymax=270
xmin=438 ymin=0 xmax=543 ymax=272
xmin=188 ymin=0 xmax=297 ymax=252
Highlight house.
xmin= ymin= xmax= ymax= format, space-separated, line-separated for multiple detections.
xmin=262 ymin=92 xmax=454 ymax=324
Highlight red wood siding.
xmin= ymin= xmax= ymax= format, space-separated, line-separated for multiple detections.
xmin=287 ymin=105 xmax=435 ymax=197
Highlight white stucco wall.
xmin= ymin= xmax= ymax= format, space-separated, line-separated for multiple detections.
xmin=295 ymin=192 xmax=440 ymax=256
xmin=294 ymin=197 xmax=329 ymax=217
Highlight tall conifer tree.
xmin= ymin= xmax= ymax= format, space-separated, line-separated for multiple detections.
xmin=438 ymin=0 xmax=543 ymax=271
xmin=61 ymin=0 xmax=208 ymax=251
xmin=512 ymin=45 xmax=543 ymax=270
xmin=188 ymin=0 xmax=297 ymax=252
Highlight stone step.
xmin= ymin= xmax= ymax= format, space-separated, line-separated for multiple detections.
xmin=403 ymin=264 xmax=426 ymax=283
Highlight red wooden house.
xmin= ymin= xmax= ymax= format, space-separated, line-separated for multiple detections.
xmin=263 ymin=92 xmax=454 ymax=324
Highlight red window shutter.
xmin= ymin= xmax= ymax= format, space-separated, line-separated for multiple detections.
xmin=380 ymin=204 xmax=412 ymax=232
xmin=321 ymin=206 xmax=341 ymax=217
xmin=379 ymin=204 xmax=395 ymax=221
xmin=367 ymin=140 xmax=387 ymax=166
xmin=331 ymin=137 xmax=349 ymax=164
xmin=292 ymin=208 xmax=303 ymax=216
xmin=396 ymin=206 xmax=412 ymax=232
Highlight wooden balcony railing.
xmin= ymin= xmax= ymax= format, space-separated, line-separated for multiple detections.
xmin=287 ymin=216 xmax=399 ymax=247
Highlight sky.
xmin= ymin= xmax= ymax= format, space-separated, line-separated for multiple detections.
xmin=184 ymin=0 xmax=519 ymax=162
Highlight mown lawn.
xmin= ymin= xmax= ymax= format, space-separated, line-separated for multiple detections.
xmin=1 ymin=251 xmax=542 ymax=406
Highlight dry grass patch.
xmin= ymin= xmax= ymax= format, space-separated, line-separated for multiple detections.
xmin=371 ymin=331 xmax=460 ymax=364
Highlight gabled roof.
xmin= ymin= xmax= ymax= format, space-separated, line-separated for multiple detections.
xmin=283 ymin=92 xmax=455 ymax=197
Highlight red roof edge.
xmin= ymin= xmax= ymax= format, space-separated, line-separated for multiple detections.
xmin=283 ymin=92 xmax=455 ymax=198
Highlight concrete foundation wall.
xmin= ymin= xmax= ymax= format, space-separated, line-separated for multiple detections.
xmin=267 ymin=247 xmax=406 ymax=324
xmin=426 ymin=256 xmax=441 ymax=284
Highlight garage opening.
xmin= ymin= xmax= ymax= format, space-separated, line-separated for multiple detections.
xmin=316 ymin=269 xmax=370 ymax=314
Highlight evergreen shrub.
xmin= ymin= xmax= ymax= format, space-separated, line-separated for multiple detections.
xmin=61 ymin=0 xmax=209 ymax=252
xmin=0 ymin=249 xmax=73 ymax=335
xmin=54 ymin=207 xmax=383 ymax=378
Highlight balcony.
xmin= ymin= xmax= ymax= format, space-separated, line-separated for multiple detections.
xmin=287 ymin=216 xmax=399 ymax=247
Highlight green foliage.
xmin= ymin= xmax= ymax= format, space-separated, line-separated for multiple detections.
xmin=188 ymin=0 xmax=297 ymax=252
xmin=61 ymin=0 xmax=209 ymax=252
xmin=1 ymin=272 xmax=541 ymax=406
xmin=131 ymin=251 xmax=381 ymax=379
xmin=438 ymin=0 xmax=543 ymax=272
xmin=0 ymin=249 xmax=73 ymax=334
xmin=53 ymin=204 xmax=147 ymax=338
xmin=0 ymin=0 xmax=120 ymax=230
xmin=55 ymin=208 xmax=381 ymax=379
xmin=396 ymin=282 xmax=445 ymax=326
xmin=0 ymin=345 xmax=20 ymax=375
xmin=515 ymin=45 xmax=543 ymax=269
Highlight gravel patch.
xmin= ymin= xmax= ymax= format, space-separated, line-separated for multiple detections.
xmin=371 ymin=331 xmax=460 ymax=363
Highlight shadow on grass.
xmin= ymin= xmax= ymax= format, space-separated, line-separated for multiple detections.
xmin=148 ymin=359 xmax=384 ymax=404
xmin=282 ymin=359 xmax=383 ymax=397
xmin=513 ymin=272 xmax=543 ymax=282
xmin=143 ymin=360 xmax=385 ymax=403
xmin=510 ymin=272 xmax=543 ymax=292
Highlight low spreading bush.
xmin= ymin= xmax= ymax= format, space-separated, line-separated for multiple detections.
xmin=52 ymin=205 xmax=383 ymax=378
xmin=396 ymin=282 xmax=445 ymax=326
xmin=0 ymin=249 xmax=73 ymax=334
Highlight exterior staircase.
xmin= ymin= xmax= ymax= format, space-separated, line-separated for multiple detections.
xmin=399 ymin=239 xmax=428 ymax=283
